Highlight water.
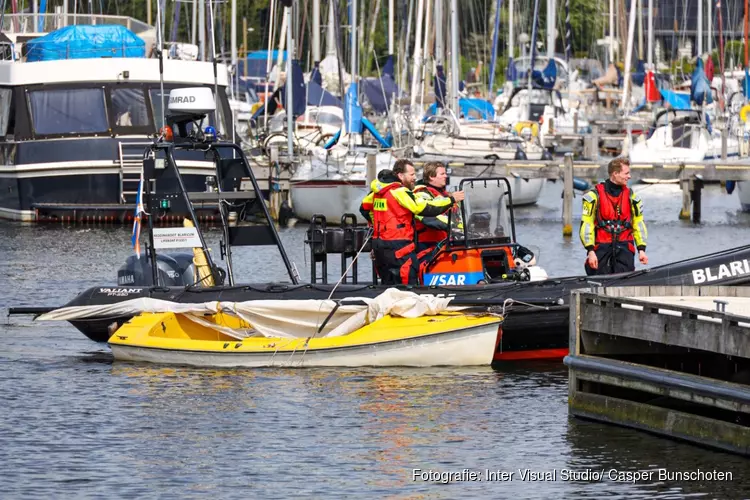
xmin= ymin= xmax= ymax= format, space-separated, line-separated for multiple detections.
xmin=2 ymin=182 xmax=750 ymax=498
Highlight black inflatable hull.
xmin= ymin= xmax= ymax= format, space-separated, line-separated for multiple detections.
xmin=61 ymin=245 xmax=750 ymax=359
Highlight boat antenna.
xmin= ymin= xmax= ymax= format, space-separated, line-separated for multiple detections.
xmin=155 ymin=0 xmax=167 ymax=135
xmin=207 ymin=0 xmax=230 ymax=142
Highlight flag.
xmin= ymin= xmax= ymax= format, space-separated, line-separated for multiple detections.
xmin=131 ymin=169 xmax=145 ymax=258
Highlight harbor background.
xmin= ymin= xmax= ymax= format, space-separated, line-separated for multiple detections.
xmin=3 ymin=181 xmax=750 ymax=497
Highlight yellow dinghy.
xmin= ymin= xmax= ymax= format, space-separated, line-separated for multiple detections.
xmin=108 ymin=311 xmax=502 ymax=368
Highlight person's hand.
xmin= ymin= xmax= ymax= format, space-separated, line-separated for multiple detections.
xmin=587 ymin=250 xmax=598 ymax=269
xmin=451 ymin=190 xmax=465 ymax=202
xmin=638 ymin=250 xmax=648 ymax=265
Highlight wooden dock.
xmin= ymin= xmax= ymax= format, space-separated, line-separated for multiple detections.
xmin=566 ymin=285 xmax=750 ymax=456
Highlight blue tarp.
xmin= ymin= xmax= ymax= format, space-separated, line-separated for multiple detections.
xmin=237 ymin=50 xmax=288 ymax=80
xmin=531 ymin=59 xmax=556 ymax=89
xmin=426 ymin=97 xmax=495 ymax=121
xmin=26 ymin=25 xmax=145 ymax=61
xmin=344 ymin=82 xmax=363 ymax=134
xmin=660 ymin=89 xmax=691 ymax=110
xmin=631 ymin=59 xmax=645 ymax=86
xmin=280 ymin=60 xmax=307 ymax=118
xmin=382 ymin=55 xmax=395 ymax=77
xmin=690 ymin=58 xmax=713 ymax=106
xmin=361 ymin=75 xmax=402 ymax=114
xmin=306 ymin=80 xmax=342 ymax=108
xmin=434 ymin=64 xmax=447 ymax=109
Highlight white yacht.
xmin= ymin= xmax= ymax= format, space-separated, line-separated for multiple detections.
xmin=0 ymin=15 xmax=231 ymax=222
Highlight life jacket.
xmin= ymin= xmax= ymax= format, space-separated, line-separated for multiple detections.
xmin=594 ymin=182 xmax=634 ymax=249
xmin=414 ymin=185 xmax=451 ymax=243
xmin=372 ymin=182 xmax=417 ymax=244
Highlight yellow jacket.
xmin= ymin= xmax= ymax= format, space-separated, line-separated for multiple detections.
xmin=580 ymin=184 xmax=647 ymax=251
xmin=359 ymin=177 xmax=455 ymax=224
xmin=413 ymin=184 xmax=463 ymax=231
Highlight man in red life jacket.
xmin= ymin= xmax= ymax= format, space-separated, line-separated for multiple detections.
xmin=413 ymin=162 xmax=462 ymax=267
xmin=580 ymin=157 xmax=648 ymax=275
xmin=359 ymin=160 xmax=464 ymax=285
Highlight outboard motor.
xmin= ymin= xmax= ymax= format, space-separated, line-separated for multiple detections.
xmin=117 ymin=253 xmax=196 ymax=286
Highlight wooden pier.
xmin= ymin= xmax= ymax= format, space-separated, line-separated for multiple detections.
xmin=566 ymin=285 xmax=750 ymax=456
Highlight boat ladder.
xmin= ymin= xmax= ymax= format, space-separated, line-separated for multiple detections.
xmin=118 ymin=141 xmax=152 ymax=204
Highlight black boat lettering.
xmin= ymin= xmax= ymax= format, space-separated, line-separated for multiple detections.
xmin=692 ymin=259 xmax=750 ymax=284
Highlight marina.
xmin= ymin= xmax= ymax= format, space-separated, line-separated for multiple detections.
xmin=4 ymin=0 xmax=750 ymax=495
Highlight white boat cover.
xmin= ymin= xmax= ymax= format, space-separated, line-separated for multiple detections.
xmin=36 ymin=288 xmax=463 ymax=339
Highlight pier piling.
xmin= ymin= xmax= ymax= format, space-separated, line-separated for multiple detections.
xmin=562 ymin=154 xmax=574 ymax=236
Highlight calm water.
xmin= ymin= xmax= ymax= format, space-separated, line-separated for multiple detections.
xmin=2 ymin=182 xmax=750 ymax=498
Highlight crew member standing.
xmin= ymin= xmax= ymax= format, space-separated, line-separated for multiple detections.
xmin=413 ymin=162 xmax=461 ymax=264
xmin=580 ymin=157 xmax=648 ymax=275
xmin=360 ymin=160 xmax=463 ymax=285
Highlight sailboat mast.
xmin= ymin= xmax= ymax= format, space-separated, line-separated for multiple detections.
xmin=285 ymin=5 xmax=294 ymax=155
xmin=608 ymin=0 xmax=614 ymax=63
xmin=745 ymin=0 xmax=749 ymax=68
xmin=621 ymin=0 xmax=637 ymax=110
xmin=389 ymin=0 xmax=394 ymax=55
xmin=647 ymin=0 xmax=653 ymax=67
xmin=312 ymin=0 xmax=320 ymax=63
xmin=410 ymin=0 xmax=425 ymax=114
xmin=449 ymin=0 xmax=459 ymax=115
xmin=508 ymin=0 xmax=514 ymax=61
xmin=547 ymin=0 xmax=555 ymax=58
xmin=698 ymin=0 xmax=703 ymax=56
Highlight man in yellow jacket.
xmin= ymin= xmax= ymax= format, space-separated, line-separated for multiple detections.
xmin=360 ymin=160 xmax=464 ymax=285
xmin=580 ymin=157 xmax=648 ymax=275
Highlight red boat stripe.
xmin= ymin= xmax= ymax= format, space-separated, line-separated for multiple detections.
xmin=493 ymin=348 xmax=569 ymax=361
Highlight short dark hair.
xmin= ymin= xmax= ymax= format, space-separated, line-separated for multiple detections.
xmin=608 ymin=157 xmax=630 ymax=176
xmin=423 ymin=161 xmax=446 ymax=182
xmin=392 ymin=159 xmax=414 ymax=176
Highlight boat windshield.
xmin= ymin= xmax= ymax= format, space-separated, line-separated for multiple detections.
xmin=452 ymin=178 xmax=513 ymax=243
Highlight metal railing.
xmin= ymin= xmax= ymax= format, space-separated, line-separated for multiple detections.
xmin=2 ymin=14 xmax=152 ymax=35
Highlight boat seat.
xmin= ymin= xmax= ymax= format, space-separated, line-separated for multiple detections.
xmin=467 ymin=212 xmax=492 ymax=239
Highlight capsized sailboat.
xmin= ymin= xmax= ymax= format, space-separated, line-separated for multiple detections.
xmin=40 ymin=289 xmax=503 ymax=367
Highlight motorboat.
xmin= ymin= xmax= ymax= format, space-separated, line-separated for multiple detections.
xmin=0 ymin=17 xmax=234 ymax=222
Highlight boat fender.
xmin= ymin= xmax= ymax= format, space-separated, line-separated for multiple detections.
xmin=726 ymin=180 xmax=736 ymax=194
xmin=514 ymin=147 xmax=528 ymax=160
xmin=573 ymin=177 xmax=591 ymax=191
xmin=513 ymin=121 xmax=539 ymax=137
xmin=741 ymin=104 xmax=750 ymax=123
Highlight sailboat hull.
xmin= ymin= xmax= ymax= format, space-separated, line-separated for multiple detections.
xmin=108 ymin=312 xmax=502 ymax=367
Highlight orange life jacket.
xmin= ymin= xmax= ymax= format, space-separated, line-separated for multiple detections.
xmin=372 ymin=183 xmax=416 ymax=243
xmin=414 ymin=185 xmax=451 ymax=243
xmin=594 ymin=182 xmax=634 ymax=247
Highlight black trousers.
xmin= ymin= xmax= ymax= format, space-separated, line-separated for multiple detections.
xmin=373 ymin=240 xmax=420 ymax=285
xmin=585 ymin=243 xmax=636 ymax=276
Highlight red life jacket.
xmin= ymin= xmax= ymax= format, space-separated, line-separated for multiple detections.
xmin=594 ymin=182 xmax=634 ymax=248
xmin=414 ymin=185 xmax=451 ymax=243
xmin=372 ymin=183 xmax=416 ymax=244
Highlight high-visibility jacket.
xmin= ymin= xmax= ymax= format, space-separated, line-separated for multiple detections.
xmin=370 ymin=180 xmax=454 ymax=247
xmin=413 ymin=184 xmax=460 ymax=243
xmin=580 ymin=181 xmax=647 ymax=252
